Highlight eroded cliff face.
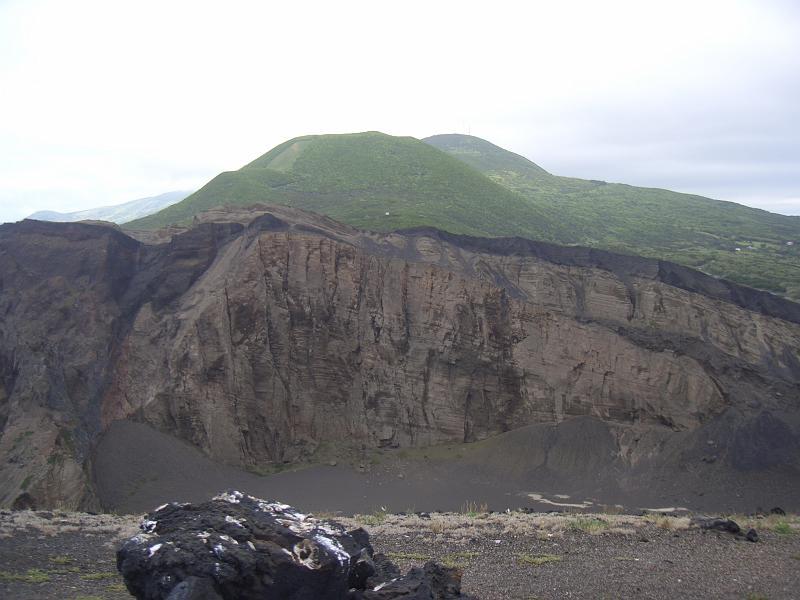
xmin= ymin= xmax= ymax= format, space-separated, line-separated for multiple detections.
xmin=1 ymin=206 xmax=799 ymax=508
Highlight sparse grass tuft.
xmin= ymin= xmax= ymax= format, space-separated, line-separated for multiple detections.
xmin=386 ymin=551 xmax=431 ymax=562
xmin=773 ymin=521 xmax=793 ymax=535
xmin=311 ymin=511 xmax=339 ymax=520
xmin=429 ymin=519 xmax=449 ymax=534
xmin=50 ymin=566 xmax=81 ymax=574
xmin=80 ymin=571 xmax=118 ymax=581
xmin=357 ymin=508 xmax=388 ymax=527
xmin=50 ymin=554 xmax=73 ymax=565
xmin=460 ymin=500 xmax=489 ymax=517
xmin=568 ymin=517 xmax=609 ymax=534
xmin=106 ymin=583 xmax=128 ymax=592
xmin=0 ymin=568 xmax=51 ymax=583
xmin=441 ymin=551 xmax=480 ymax=568
xmin=645 ymin=515 xmax=691 ymax=531
xmin=730 ymin=513 xmax=800 ymax=534
xmin=517 ymin=553 xmax=562 ymax=566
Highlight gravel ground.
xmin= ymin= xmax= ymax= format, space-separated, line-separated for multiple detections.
xmin=0 ymin=510 xmax=139 ymax=600
xmin=1 ymin=510 xmax=798 ymax=599
xmin=340 ymin=512 xmax=800 ymax=600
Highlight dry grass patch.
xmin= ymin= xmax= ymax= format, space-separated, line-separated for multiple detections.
xmin=728 ymin=513 xmax=800 ymax=534
xmin=517 ymin=553 xmax=562 ymax=566
xmin=342 ymin=511 xmax=647 ymax=541
xmin=0 ymin=510 xmax=140 ymax=540
xmin=428 ymin=518 xmax=451 ymax=535
xmin=459 ymin=501 xmax=489 ymax=517
xmin=645 ymin=515 xmax=691 ymax=531
xmin=568 ymin=517 xmax=609 ymax=534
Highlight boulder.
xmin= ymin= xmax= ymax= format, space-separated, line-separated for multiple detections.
xmin=353 ymin=562 xmax=466 ymax=599
xmin=117 ymin=491 xmax=471 ymax=600
xmin=691 ymin=516 xmax=741 ymax=534
xmin=691 ymin=516 xmax=759 ymax=542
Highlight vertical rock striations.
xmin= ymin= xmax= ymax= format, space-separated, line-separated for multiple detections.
xmin=1 ymin=206 xmax=798 ymax=508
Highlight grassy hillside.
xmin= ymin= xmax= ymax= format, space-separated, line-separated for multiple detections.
xmin=127 ymin=132 xmax=565 ymax=240
xmin=129 ymin=131 xmax=800 ymax=300
xmin=426 ymin=134 xmax=800 ymax=299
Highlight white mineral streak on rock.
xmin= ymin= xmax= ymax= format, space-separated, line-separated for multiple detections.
xmin=214 ymin=490 xmax=244 ymax=504
xmin=131 ymin=533 xmax=154 ymax=545
xmin=374 ymin=578 xmax=399 ymax=591
xmin=154 ymin=503 xmax=169 ymax=512
xmin=196 ymin=531 xmax=211 ymax=539
xmin=219 ymin=534 xmax=238 ymax=545
xmin=225 ymin=515 xmax=245 ymax=527
xmin=213 ymin=544 xmax=225 ymax=557
xmin=247 ymin=540 xmax=256 ymax=551
xmin=141 ymin=519 xmax=158 ymax=533
xmin=256 ymin=499 xmax=307 ymax=521
xmin=313 ymin=533 xmax=350 ymax=564
xmin=148 ymin=543 xmax=163 ymax=557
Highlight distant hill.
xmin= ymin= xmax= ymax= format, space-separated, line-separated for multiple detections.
xmin=126 ymin=132 xmax=566 ymax=240
xmin=29 ymin=190 xmax=192 ymax=224
xmin=425 ymin=134 xmax=800 ymax=298
xmin=128 ymin=131 xmax=800 ymax=299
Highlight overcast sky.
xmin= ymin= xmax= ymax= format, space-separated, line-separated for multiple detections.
xmin=1 ymin=0 xmax=798 ymax=224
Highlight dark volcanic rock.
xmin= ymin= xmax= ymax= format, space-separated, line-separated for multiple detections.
xmin=117 ymin=492 xmax=470 ymax=600
xmin=692 ymin=516 xmax=742 ymax=534
xmin=353 ymin=562 xmax=467 ymax=599
xmin=165 ymin=577 xmax=223 ymax=600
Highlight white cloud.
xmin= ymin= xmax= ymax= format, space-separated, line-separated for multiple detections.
xmin=1 ymin=0 xmax=798 ymax=222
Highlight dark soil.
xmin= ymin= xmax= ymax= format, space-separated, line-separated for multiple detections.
xmin=346 ymin=514 xmax=800 ymax=600
xmin=96 ymin=420 xmax=800 ymax=516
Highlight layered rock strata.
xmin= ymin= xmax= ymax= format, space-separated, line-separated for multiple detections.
xmin=0 ymin=205 xmax=798 ymax=508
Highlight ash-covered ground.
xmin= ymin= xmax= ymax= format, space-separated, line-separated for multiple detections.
xmin=1 ymin=509 xmax=798 ymax=599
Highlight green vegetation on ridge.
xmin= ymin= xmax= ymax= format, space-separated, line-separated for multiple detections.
xmin=128 ymin=132 xmax=563 ymax=241
xmin=426 ymin=134 xmax=800 ymax=299
xmin=128 ymin=131 xmax=800 ymax=300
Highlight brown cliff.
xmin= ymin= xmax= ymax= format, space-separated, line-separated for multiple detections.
xmin=0 ymin=206 xmax=798 ymax=509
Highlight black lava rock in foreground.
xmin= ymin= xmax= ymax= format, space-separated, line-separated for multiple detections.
xmin=117 ymin=491 xmax=471 ymax=600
